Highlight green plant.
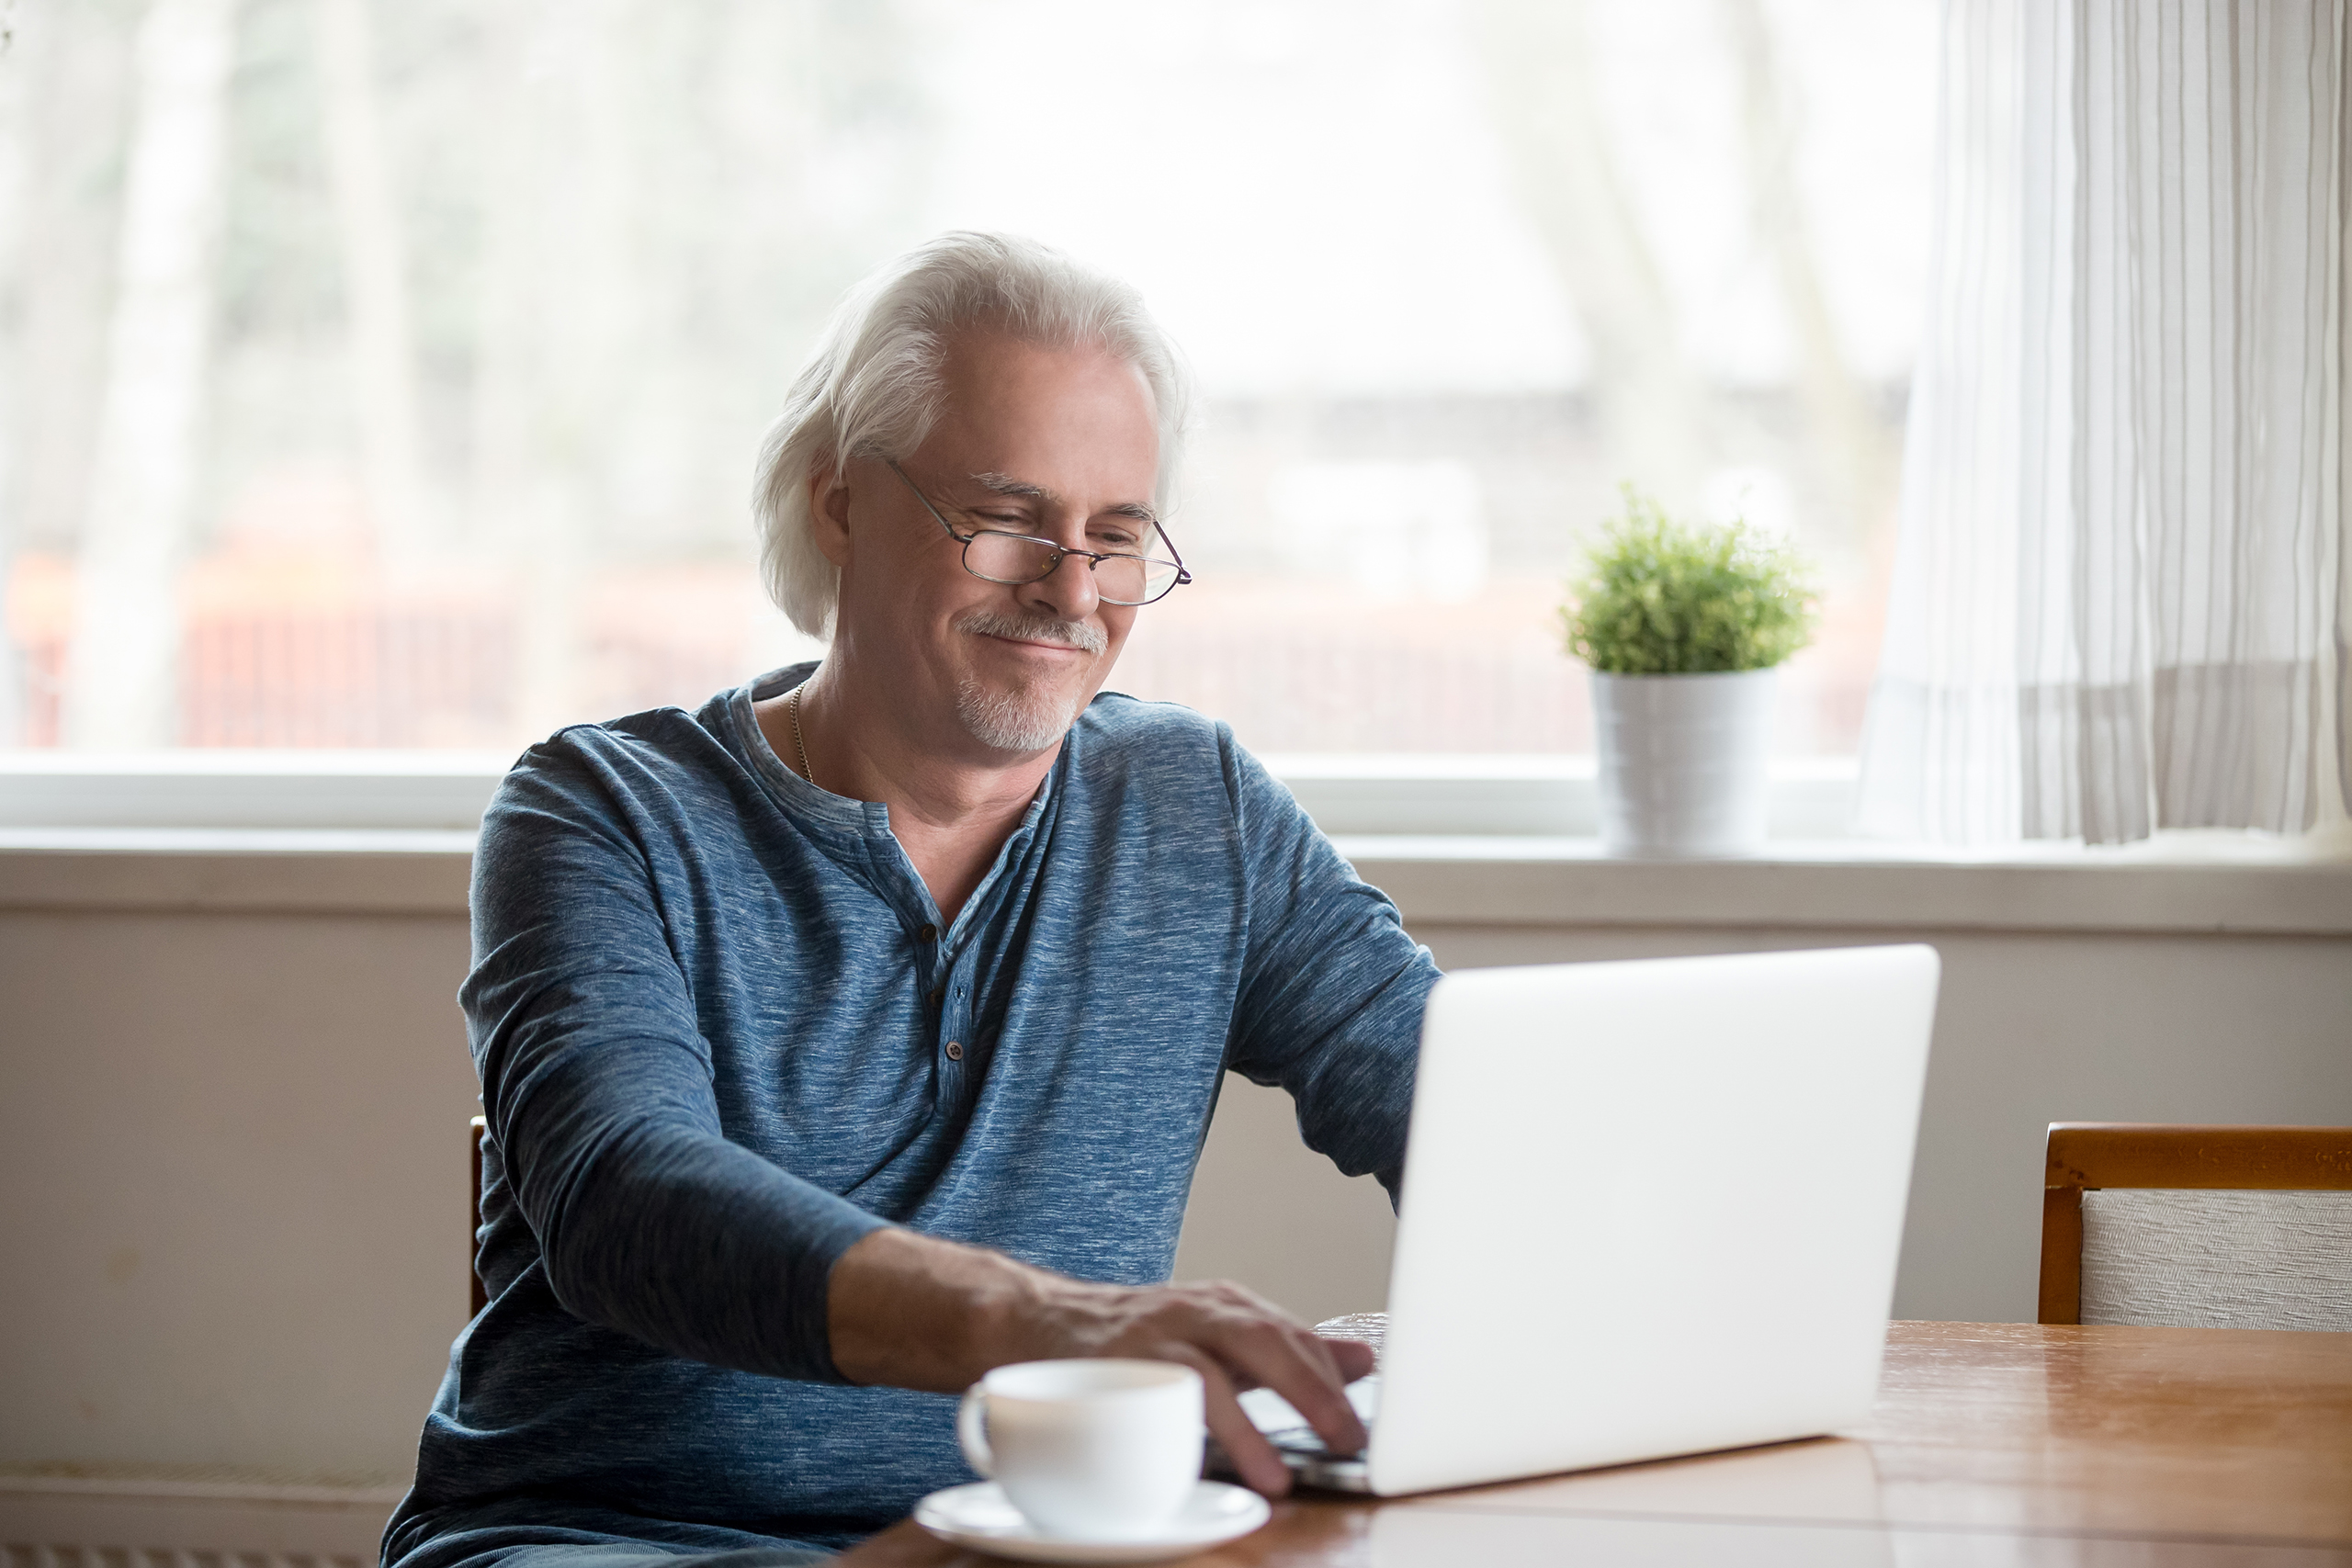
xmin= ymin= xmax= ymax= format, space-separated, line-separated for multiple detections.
xmin=1559 ymin=488 xmax=1817 ymax=674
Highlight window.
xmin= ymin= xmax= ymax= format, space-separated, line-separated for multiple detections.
xmin=1 ymin=0 xmax=1936 ymax=757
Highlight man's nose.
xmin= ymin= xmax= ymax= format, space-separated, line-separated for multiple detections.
xmin=1016 ymin=548 xmax=1101 ymax=622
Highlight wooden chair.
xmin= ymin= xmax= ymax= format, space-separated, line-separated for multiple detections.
xmin=2039 ymin=1122 xmax=2352 ymax=1329
xmin=469 ymin=1113 xmax=489 ymax=1317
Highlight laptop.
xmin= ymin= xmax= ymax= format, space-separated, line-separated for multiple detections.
xmin=1240 ymin=943 xmax=1941 ymax=1495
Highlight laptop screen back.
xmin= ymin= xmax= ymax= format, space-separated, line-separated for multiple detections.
xmin=1368 ymin=944 xmax=1939 ymax=1495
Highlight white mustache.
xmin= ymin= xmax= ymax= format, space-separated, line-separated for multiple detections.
xmin=955 ymin=608 xmax=1107 ymax=656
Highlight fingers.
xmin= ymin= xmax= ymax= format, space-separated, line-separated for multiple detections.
xmin=1174 ymin=1347 xmax=1294 ymax=1499
xmin=1203 ymin=1313 xmax=1369 ymax=1459
xmin=1323 ymin=1336 xmax=1377 ymax=1385
xmin=1012 ymin=1276 xmax=1373 ymax=1493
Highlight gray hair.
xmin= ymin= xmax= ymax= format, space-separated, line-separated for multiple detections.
xmin=752 ymin=231 xmax=1195 ymax=638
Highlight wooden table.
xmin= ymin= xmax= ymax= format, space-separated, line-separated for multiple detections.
xmin=839 ymin=1318 xmax=2352 ymax=1565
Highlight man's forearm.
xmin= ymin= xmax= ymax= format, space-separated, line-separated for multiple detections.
xmin=525 ymin=1112 xmax=885 ymax=1383
xmin=822 ymin=1225 xmax=1378 ymax=1499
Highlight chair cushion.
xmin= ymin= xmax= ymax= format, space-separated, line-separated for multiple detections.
xmin=2081 ymin=1189 xmax=2352 ymax=1330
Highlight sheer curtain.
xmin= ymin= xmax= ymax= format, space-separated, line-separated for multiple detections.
xmin=1859 ymin=0 xmax=2348 ymax=844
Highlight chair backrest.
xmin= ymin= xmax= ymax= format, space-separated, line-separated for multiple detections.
xmin=2040 ymin=1122 xmax=2352 ymax=1329
xmin=469 ymin=1114 xmax=488 ymax=1318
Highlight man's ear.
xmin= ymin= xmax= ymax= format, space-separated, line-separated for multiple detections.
xmin=810 ymin=462 xmax=854 ymax=570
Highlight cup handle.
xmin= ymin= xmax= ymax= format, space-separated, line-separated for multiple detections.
xmin=956 ymin=1383 xmax=994 ymax=1478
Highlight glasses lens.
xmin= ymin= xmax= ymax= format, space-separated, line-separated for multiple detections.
xmin=1094 ymin=554 xmax=1182 ymax=604
xmin=963 ymin=530 xmax=1184 ymax=604
xmin=962 ymin=531 xmax=1061 ymax=584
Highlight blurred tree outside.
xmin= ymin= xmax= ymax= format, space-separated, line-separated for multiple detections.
xmin=64 ymin=0 xmax=237 ymax=747
xmin=1471 ymin=0 xmax=1714 ymax=519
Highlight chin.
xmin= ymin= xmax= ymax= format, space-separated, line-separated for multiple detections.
xmin=954 ymin=674 xmax=1085 ymax=752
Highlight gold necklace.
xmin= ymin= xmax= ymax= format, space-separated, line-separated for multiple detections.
xmin=788 ymin=684 xmax=815 ymax=784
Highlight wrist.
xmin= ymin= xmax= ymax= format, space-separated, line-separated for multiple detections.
xmin=827 ymin=1225 xmax=1063 ymax=1392
xmin=962 ymin=1249 xmax=1052 ymax=1372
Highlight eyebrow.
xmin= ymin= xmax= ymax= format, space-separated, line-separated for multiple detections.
xmin=969 ymin=471 xmax=1159 ymax=527
xmin=969 ymin=471 xmax=1052 ymax=502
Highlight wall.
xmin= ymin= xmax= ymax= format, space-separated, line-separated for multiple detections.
xmin=1 ymin=903 xmax=475 ymax=1480
xmin=3 ymin=845 xmax=2348 ymax=1484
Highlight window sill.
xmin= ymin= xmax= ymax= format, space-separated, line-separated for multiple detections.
xmin=0 ymin=750 xmax=1862 ymax=836
xmin=0 ymin=829 xmax=474 ymax=916
xmin=2 ymin=825 xmax=2346 ymax=935
xmin=1331 ymin=834 xmax=2352 ymax=937
xmin=3 ymin=751 xmax=2344 ymax=931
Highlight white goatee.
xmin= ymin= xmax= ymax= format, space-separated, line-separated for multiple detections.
xmin=950 ymin=608 xmax=1107 ymax=752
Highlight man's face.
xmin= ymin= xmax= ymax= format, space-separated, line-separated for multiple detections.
xmin=817 ymin=331 xmax=1161 ymax=761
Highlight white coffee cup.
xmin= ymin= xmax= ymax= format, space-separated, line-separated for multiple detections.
xmin=956 ymin=1359 xmax=1206 ymax=1540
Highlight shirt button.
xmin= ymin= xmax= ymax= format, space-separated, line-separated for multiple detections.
xmin=916 ymin=923 xmax=938 ymax=943
xmin=944 ymin=1040 xmax=965 ymax=1061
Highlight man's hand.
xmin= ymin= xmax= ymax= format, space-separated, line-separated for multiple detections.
xmin=828 ymin=1227 xmax=1374 ymax=1497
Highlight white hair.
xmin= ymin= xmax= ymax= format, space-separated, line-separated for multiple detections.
xmin=752 ymin=231 xmax=1195 ymax=638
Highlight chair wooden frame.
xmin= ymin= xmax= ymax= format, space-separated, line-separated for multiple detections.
xmin=2039 ymin=1122 xmax=2352 ymax=1325
xmin=469 ymin=1113 xmax=489 ymax=1317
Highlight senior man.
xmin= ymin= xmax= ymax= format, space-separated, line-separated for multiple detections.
xmin=384 ymin=232 xmax=1440 ymax=1568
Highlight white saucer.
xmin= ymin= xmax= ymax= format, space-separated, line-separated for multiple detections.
xmin=911 ymin=1480 xmax=1271 ymax=1563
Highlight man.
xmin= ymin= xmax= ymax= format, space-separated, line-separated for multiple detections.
xmin=384 ymin=232 xmax=1440 ymax=1568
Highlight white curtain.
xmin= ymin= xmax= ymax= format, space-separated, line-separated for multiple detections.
xmin=1859 ymin=0 xmax=2349 ymax=844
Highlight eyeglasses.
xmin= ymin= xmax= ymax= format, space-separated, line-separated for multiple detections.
xmin=885 ymin=459 xmax=1193 ymax=606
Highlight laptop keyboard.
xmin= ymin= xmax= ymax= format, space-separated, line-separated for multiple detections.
xmin=1240 ymin=1374 xmax=1383 ymax=1461
xmin=1263 ymin=1423 xmax=1355 ymax=1459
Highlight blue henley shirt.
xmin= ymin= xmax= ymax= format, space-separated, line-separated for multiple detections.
xmin=382 ymin=663 xmax=1439 ymax=1565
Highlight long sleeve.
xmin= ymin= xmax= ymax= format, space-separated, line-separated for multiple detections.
xmin=461 ymin=741 xmax=886 ymax=1383
xmin=1218 ymin=737 xmax=1441 ymax=1201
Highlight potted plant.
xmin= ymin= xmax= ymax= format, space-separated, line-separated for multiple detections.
xmin=1559 ymin=490 xmax=1817 ymax=856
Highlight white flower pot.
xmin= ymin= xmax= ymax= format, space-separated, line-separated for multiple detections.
xmin=1591 ymin=668 xmax=1777 ymax=857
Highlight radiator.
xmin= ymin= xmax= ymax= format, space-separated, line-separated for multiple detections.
xmin=0 ymin=1467 xmax=402 ymax=1568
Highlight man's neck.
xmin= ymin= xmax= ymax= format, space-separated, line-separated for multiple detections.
xmin=754 ymin=660 xmax=1060 ymax=922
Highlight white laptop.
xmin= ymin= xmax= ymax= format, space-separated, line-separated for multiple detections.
xmin=1241 ymin=943 xmax=1941 ymax=1495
